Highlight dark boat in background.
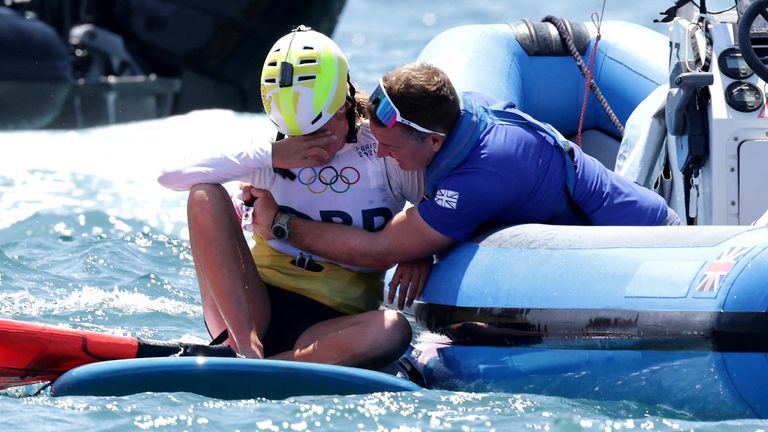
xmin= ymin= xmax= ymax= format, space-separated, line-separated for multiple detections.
xmin=0 ymin=0 xmax=347 ymax=129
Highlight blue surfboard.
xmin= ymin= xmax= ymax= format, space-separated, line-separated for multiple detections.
xmin=50 ymin=357 xmax=421 ymax=399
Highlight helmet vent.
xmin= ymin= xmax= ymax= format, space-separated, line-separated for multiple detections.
xmin=310 ymin=112 xmax=323 ymax=125
xmin=264 ymin=78 xmax=276 ymax=84
xmin=267 ymin=61 xmax=277 ymax=67
xmin=298 ymin=59 xmax=316 ymax=64
xmin=297 ymin=75 xmax=315 ymax=82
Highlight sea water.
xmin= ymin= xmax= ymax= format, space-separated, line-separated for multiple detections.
xmin=2 ymin=0 xmax=765 ymax=430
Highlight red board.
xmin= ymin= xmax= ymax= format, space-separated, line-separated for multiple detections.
xmin=0 ymin=319 xmax=140 ymax=389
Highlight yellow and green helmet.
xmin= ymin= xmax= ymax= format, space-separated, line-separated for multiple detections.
xmin=260 ymin=26 xmax=349 ymax=136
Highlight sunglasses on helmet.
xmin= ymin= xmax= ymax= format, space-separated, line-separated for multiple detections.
xmin=369 ymin=79 xmax=445 ymax=136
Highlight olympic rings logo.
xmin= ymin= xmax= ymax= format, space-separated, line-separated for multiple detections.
xmin=297 ymin=166 xmax=361 ymax=193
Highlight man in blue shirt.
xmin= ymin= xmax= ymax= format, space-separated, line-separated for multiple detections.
xmin=248 ymin=62 xmax=680 ymax=305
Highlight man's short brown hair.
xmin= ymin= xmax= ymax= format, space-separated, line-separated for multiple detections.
xmin=368 ymin=63 xmax=460 ymax=136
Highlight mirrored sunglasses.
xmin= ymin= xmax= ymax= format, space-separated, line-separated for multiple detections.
xmin=369 ymin=79 xmax=445 ymax=136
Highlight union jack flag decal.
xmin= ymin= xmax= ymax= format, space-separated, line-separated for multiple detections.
xmin=694 ymin=246 xmax=751 ymax=295
xmin=434 ymin=189 xmax=459 ymax=209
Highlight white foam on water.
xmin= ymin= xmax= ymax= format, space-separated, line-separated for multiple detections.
xmin=0 ymin=284 xmax=201 ymax=317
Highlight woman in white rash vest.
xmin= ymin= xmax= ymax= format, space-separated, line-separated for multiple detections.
xmin=158 ymin=26 xmax=429 ymax=369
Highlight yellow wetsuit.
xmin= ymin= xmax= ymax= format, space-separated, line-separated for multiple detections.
xmin=251 ymin=235 xmax=383 ymax=314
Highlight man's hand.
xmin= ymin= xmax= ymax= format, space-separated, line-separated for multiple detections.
xmin=387 ymin=256 xmax=434 ymax=310
xmin=248 ymin=188 xmax=280 ymax=239
xmin=272 ymin=131 xmax=337 ymax=168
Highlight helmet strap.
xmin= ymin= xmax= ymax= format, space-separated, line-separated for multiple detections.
xmin=272 ymin=131 xmax=297 ymax=180
xmin=345 ymin=74 xmax=358 ymax=143
xmin=279 ymin=26 xmax=306 ymax=88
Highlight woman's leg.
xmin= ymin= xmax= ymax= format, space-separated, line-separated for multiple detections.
xmin=269 ymin=309 xmax=412 ymax=369
xmin=187 ymin=183 xmax=270 ymax=358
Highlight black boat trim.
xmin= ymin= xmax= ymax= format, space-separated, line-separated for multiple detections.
xmin=415 ymin=304 xmax=768 ymax=353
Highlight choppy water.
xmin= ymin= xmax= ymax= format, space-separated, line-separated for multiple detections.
xmin=3 ymin=0 xmax=764 ymax=430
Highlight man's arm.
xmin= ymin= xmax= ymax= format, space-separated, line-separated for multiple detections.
xmin=250 ymin=189 xmax=455 ymax=269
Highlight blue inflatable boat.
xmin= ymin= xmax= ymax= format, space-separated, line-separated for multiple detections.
xmin=411 ymin=224 xmax=768 ymax=419
xmin=409 ymin=13 xmax=768 ymax=420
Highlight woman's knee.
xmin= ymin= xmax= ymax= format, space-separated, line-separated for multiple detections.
xmin=383 ymin=309 xmax=410 ymax=330
xmin=187 ymin=183 xmax=227 ymax=214
xmin=382 ymin=309 xmax=412 ymax=348
xmin=339 ymin=310 xmax=411 ymax=368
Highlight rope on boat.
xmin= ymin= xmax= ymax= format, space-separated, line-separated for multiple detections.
xmin=543 ymin=13 xmax=625 ymax=141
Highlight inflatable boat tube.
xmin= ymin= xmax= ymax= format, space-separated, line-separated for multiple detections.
xmin=417 ymin=20 xmax=668 ymax=139
xmin=414 ymin=224 xmax=768 ymax=420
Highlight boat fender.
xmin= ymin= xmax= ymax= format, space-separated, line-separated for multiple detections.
xmin=509 ymin=18 xmax=590 ymax=56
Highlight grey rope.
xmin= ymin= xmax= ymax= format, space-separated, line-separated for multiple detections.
xmin=543 ymin=16 xmax=625 ymax=136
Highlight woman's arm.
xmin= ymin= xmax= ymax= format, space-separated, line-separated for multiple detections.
xmin=157 ymin=136 xmax=274 ymax=191
xmin=158 ymin=132 xmax=337 ymax=191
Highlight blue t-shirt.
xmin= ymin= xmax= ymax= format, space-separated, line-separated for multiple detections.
xmin=418 ymin=99 xmax=668 ymax=241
